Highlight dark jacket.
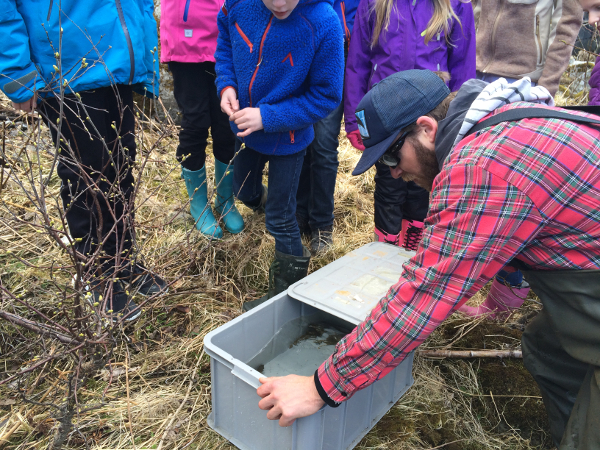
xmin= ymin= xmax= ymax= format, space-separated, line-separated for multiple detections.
xmin=435 ymin=78 xmax=487 ymax=169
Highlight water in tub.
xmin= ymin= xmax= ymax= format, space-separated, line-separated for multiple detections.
xmin=246 ymin=315 xmax=351 ymax=377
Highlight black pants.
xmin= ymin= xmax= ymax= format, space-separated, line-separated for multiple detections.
xmin=170 ymin=61 xmax=235 ymax=171
xmin=40 ymin=85 xmax=136 ymax=259
xmin=520 ymin=268 xmax=600 ymax=449
xmin=373 ymin=162 xmax=429 ymax=234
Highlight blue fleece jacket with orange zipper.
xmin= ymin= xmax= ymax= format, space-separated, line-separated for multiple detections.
xmin=215 ymin=0 xmax=344 ymax=155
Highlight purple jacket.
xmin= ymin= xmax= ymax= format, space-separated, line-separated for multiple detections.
xmin=344 ymin=0 xmax=476 ymax=133
xmin=589 ymin=54 xmax=600 ymax=106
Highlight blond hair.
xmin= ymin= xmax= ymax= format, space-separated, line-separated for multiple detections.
xmin=370 ymin=0 xmax=460 ymax=47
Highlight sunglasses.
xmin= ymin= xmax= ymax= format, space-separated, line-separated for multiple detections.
xmin=378 ymin=131 xmax=409 ymax=168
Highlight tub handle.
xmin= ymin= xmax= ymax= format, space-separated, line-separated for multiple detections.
xmin=232 ymin=364 xmax=262 ymax=389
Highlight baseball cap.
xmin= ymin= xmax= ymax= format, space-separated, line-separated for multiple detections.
xmin=352 ymin=70 xmax=450 ymax=176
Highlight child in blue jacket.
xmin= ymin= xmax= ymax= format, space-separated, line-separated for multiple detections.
xmin=1 ymin=0 xmax=164 ymax=320
xmin=215 ymin=0 xmax=344 ymax=310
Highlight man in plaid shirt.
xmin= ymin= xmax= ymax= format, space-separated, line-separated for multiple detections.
xmin=257 ymin=70 xmax=600 ymax=449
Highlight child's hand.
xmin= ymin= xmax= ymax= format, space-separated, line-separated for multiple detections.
xmin=220 ymin=87 xmax=240 ymax=116
xmin=347 ymin=130 xmax=365 ymax=151
xmin=230 ymin=107 xmax=263 ymax=137
xmin=12 ymin=92 xmax=37 ymax=113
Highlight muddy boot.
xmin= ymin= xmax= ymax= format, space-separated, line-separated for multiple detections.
xmin=243 ymin=246 xmax=311 ymax=311
xmin=310 ymin=226 xmax=333 ymax=254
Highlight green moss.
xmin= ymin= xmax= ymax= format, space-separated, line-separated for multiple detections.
xmin=474 ymin=359 xmax=551 ymax=447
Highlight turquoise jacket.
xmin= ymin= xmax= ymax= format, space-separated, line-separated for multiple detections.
xmin=0 ymin=0 xmax=159 ymax=103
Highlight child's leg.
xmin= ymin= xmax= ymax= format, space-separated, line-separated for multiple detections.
xmin=204 ymin=61 xmax=236 ymax=165
xmin=171 ymin=62 xmax=224 ymax=237
xmin=296 ymin=146 xmax=312 ymax=231
xmin=265 ymin=150 xmax=307 ymax=257
xmin=373 ymin=162 xmax=408 ymax=243
xmin=297 ymin=101 xmax=342 ymax=231
xmin=204 ymin=61 xmax=244 ymax=234
xmin=170 ymin=62 xmax=211 ymax=171
xmin=397 ymin=181 xmax=430 ymax=250
xmin=458 ymin=263 xmax=530 ymax=318
xmin=42 ymin=85 xmax=135 ymax=259
xmin=233 ymin=140 xmax=268 ymax=209
xmin=402 ymin=181 xmax=429 ymax=223
xmin=241 ymin=148 xmax=309 ymax=311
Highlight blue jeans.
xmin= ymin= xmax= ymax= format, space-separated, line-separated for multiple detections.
xmin=233 ymin=140 xmax=306 ymax=256
xmin=296 ymin=100 xmax=343 ymax=230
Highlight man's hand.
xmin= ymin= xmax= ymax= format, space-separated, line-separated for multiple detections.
xmin=12 ymin=92 xmax=37 ymax=113
xmin=347 ymin=130 xmax=365 ymax=151
xmin=230 ymin=107 xmax=263 ymax=138
xmin=220 ymin=87 xmax=239 ymax=116
xmin=257 ymin=375 xmax=325 ymax=427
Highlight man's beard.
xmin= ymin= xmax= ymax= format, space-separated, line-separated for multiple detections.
xmin=401 ymin=137 xmax=440 ymax=192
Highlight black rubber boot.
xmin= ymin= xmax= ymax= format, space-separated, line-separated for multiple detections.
xmin=250 ymin=184 xmax=268 ymax=213
xmin=243 ymin=246 xmax=311 ymax=311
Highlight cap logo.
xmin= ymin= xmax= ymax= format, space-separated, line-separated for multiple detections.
xmin=356 ymin=110 xmax=370 ymax=140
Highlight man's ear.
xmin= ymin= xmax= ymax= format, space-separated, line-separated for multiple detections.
xmin=415 ymin=116 xmax=438 ymax=144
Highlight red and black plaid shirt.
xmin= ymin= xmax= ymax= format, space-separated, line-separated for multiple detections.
xmin=318 ymin=103 xmax=600 ymax=403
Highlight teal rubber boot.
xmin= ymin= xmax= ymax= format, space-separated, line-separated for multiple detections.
xmin=214 ymin=159 xmax=244 ymax=234
xmin=181 ymin=166 xmax=223 ymax=239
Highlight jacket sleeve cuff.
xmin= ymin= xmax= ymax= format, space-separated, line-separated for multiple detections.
xmin=344 ymin=122 xmax=358 ymax=133
xmin=2 ymin=71 xmax=45 ymax=104
xmin=314 ymin=370 xmax=341 ymax=408
xmin=220 ymin=86 xmax=236 ymax=98
xmin=316 ymin=361 xmax=351 ymax=404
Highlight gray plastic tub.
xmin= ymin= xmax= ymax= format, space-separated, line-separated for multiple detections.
xmin=204 ymin=242 xmax=415 ymax=450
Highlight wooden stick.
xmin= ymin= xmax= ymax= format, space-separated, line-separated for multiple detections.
xmin=418 ymin=349 xmax=522 ymax=358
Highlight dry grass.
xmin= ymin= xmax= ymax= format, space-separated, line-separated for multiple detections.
xmin=2 ymin=60 xmax=594 ymax=448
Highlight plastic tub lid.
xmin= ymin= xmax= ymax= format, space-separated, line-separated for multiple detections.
xmin=288 ymin=242 xmax=414 ymax=325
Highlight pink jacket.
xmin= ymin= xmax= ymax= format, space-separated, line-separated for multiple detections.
xmin=160 ymin=0 xmax=221 ymax=63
